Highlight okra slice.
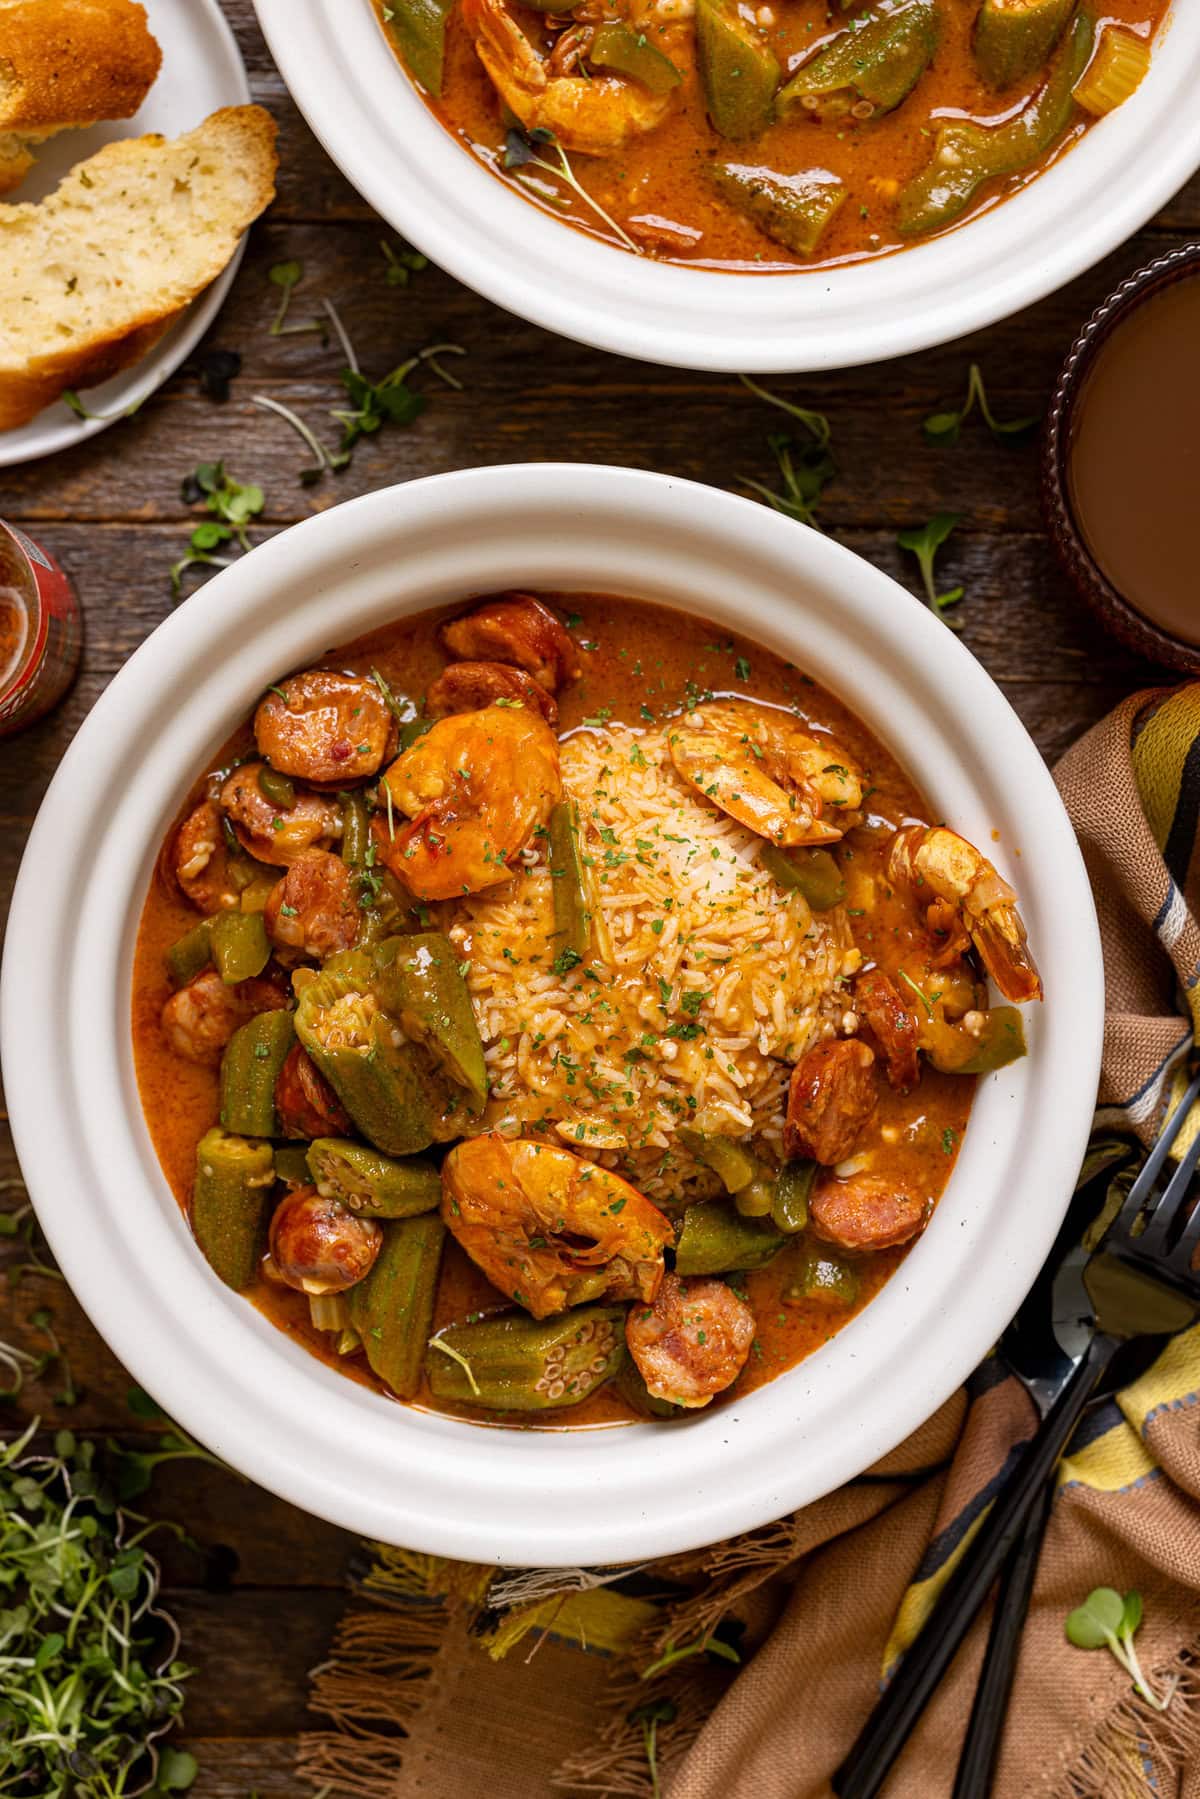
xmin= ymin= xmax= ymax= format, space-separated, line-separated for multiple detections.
xmin=711 ymin=164 xmax=848 ymax=256
xmin=589 ymin=23 xmax=681 ymax=92
xmin=210 ymin=909 xmax=271 ymax=984
xmin=372 ymin=932 xmax=488 ymax=1112
xmin=273 ymin=1144 xmax=314 ymax=1188
xmin=678 ymin=1125 xmax=757 ymax=1194
xmin=772 ymin=1160 xmax=816 ymax=1234
xmin=760 ymin=845 xmax=845 ymax=910
xmin=673 ymin=1200 xmax=784 ymax=1275
xmin=925 ymin=1005 xmax=1027 ymax=1076
xmin=975 ymin=0 xmax=1073 ymax=87
xmin=347 ymin=1213 xmax=445 ymax=1399
xmin=426 ymin=1306 xmax=625 ymax=1411
xmin=307 ymin=1137 xmax=442 ymax=1218
xmin=192 ymin=1128 xmax=275 ymax=1291
xmin=784 ymin=1242 xmax=860 ymax=1309
xmin=899 ymin=7 xmax=1095 ymax=235
xmin=777 ymin=0 xmax=939 ymax=120
xmin=166 ymin=917 xmax=214 ymax=987
xmin=696 ymin=0 xmax=780 ymax=139
xmin=383 ymin=0 xmax=455 ymax=95
xmin=220 ymin=1010 xmax=296 ymax=1137
xmin=548 ymin=800 xmax=591 ymax=963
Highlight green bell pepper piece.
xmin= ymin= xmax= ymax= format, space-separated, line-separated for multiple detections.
xmin=192 ymin=1128 xmax=275 ymax=1291
xmin=784 ymin=1242 xmax=860 ymax=1308
xmin=548 ymin=800 xmax=591 ymax=963
xmin=307 ymin=1137 xmax=442 ymax=1217
xmin=258 ymin=765 xmax=296 ymax=810
xmin=426 ymin=1306 xmax=625 ymax=1411
xmin=294 ymin=949 xmax=457 ymax=1157
xmin=347 ymin=1213 xmax=445 ymax=1399
xmin=711 ymin=164 xmax=848 ymax=255
xmin=759 ymin=845 xmax=846 ymax=910
xmin=975 ymin=0 xmax=1074 ymax=87
xmin=210 ymin=910 xmax=270 ymax=984
xmin=674 ymin=1200 xmax=784 ymax=1275
xmin=925 ymin=1005 xmax=1028 ymax=1076
xmin=372 ymin=932 xmax=488 ymax=1112
xmin=678 ymin=1126 xmax=758 ymax=1194
xmin=383 ymin=0 xmax=454 ymax=96
xmin=734 ymin=1174 xmax=776 ymax=1218
xmin=220 ymin=1009 xmax=296 ymax=1137
xmin=772 ymin=1160 xmax=816 ymax=1234
xmin=898 ymin=7 xmax=1096 ymax=235
xmin=589 ymin=23 xmax=681 ymax=92
xmin=166 ymin=917 xmax=214 ymax=987
xmin=696 ymin=0 xmax=780 ymax=139
xmin=777 ymin=0 xmax=940 ymax=119
xmin=273 ymin=1143 xmax=314 ymax=1187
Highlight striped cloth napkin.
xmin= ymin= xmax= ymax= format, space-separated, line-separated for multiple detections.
xmin=300 ymin=685 xmax=1200 ymax=1799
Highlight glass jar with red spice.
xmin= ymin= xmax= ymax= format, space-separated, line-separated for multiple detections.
xmin=0 ymin=522 xmax=82 ymax=737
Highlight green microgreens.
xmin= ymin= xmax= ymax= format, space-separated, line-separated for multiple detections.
xmin=267 ymin=260 xmax=326 ymax=340
xmin=61 ymin=390 xmax=146 ymax=423
xmin=380 ymin=238 xmax=429 ymax=286
xmin=923 ymin=363 xmax=1039 ymax=447
xmin=641 ymin=1632 xmax=743 ymax=1680
xmin=427 ymin=1335 xmax=481 ymax=1396
xmin=250 ymin=396 xmax=349 ymax=485
xmin=738 ymin=378 xmax=835 ymax=531
xmin=627 ymin=1699 xmax=677 ymax=1799
xmin=1064 ymin=1588 xmax=1171 ymax=1710
xmin=171 ymin=462 xmax=265 ymax=596
xmin=502 ymin=127 xmax=641 ymax=254
xmin=896 ymin=513 xmax=964 ymax=626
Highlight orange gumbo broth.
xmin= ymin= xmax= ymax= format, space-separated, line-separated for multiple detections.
xmin=132 ymin=595 xmax=976 ymax=1428
xmin=374 ymin=0 xmax=1168 ymax=271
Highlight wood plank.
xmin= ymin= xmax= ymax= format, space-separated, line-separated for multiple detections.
xmin=166 ymin=1590 xmax=349 ymax=1735
xmin=163 ymin=1738 xmax=304 ymax=1799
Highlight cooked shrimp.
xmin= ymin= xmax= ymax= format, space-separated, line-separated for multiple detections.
xmin=461 ymin=0 xmax=677 ymax=154
xmin=264 ymin=850 xmax=359 ymax=961
xmin=439 ymin=593 xmax=580 ymax=692
xmin=171 ymin=800 xmax=242 ymax=913
xmin=426 ymin=660 xmax=558 ymax=725
xmin=220 ymin=763 xmax=342 ymax=867
xmin=784 ymin=1037 xmax=877 ymax=1165
xmin=269 ymin=1187 xmax=381 ymax=1295
xmin=374 ymin=705 xmax=561 ymax=901
xmin=441 ymin=1132 xmax=672 ymax=1318
xmin=887 ymin=825 xmax=1042 ymax=1005
xmin=274 ymin=1043 xmax=353 ymax=1140
xmin=161 ymin=970 xmax=288 ymax=1066
xmin=810 ymin=1172 xmax=927 ymax=1252
xmin=625 ymin=1273 xmax=754 ymax=1409
xmin=254 ymin=671 xmax=396 ymax=785
xmin=668 ymin=701 xmax=864 ymax=848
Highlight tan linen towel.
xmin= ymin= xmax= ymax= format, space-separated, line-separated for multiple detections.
xmin=302 ymin=685 xmax=1200 ymax=1799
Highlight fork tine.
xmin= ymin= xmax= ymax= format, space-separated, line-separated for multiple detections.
xmin=1170 ymin=1186 xmax=1200 ymax=1281
xmin=1113 ymin=1064 xmax=1200 ymax=1238
xmin=1124 ymin=1121 xmax=1200 ymax=1258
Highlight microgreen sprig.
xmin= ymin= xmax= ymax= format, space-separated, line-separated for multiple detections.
xmin=896 ymin=513 xmax=964 ymax=626
xmin=739 ymin=377 xmax=836 ymax=531
xmin=627 ymin=1698 xmax=676 ymax=1799
xmin=923 ymin=363 xmax=1038 ymax=447
xmin=171 ymin=462 xmax=265 ymax=596
xmin=503 ymin=127 xmax=641 ymax=254
xmin=267 ymin=260 xmax=327 ymax=341
xmin=380 ymin=238 xmax=428 ymax=287
xmin=1064 ymin=1587 xmax=1171 ymax=1710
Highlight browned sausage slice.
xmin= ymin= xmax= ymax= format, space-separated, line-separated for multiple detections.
xmin=810 ymin=1174 xmax=928 ymax=1252
xmin=439 ymin=594 xmax=580 ymax=692
xmin=784 ymin=1037 xmax=877 ymax=1165
xmin=274 ymin=1043 xmax=353 ymax=1140
xmin=255 ymin=670 xmax=395 ymax=784
xmin=264 ymin=850 xmax=359 ymax=961
xmin=856 ymin=969 xmax=921 ymax=1092
xmin=426 ymin=660 xmax=558 ymax=725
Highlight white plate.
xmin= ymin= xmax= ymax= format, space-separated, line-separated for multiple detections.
xmin=0 ymin=0 xmax=251 ymax=469
xmin=1 ymin=466 xmax=1104 ymax=1566
xmin=254 ymin=0 xmax=1200 ymax=373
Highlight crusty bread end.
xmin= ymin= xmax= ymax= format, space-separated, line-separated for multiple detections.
xmin=0 ymin=105 xmax=278 ymax=430
xmin=0 ymin=0 xmax=162 ymax=138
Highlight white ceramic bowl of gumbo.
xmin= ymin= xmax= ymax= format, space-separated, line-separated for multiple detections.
xmin=2 ymin=465 xmax=1102 ymax=1565
xmin=252 ymin=0 xmax=1200 ymax=373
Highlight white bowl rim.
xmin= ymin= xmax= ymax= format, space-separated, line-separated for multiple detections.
xmin=1 ymin=463 xmax=1103 ymax=1565
xmin=251 ymin=0 xmax=1197 ymax=373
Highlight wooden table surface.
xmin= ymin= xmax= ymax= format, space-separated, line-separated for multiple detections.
xmin=1 ymin=4 xmax=1197 ymax=1791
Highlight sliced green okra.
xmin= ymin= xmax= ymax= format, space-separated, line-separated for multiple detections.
xmin=273 ymin=1143 xmax=315 ymax=1188
xmin=784 ymin=1241 xmax=860 ymax=1308
xmin=383 ymin=0 xmax=455 ymax=95
xmin=307 ymin=1137 xmax=442 ymax=1218
xmin=347 ymin=1213 xmax=446 ymax=1399
xmin=210 ymin=909 xmax=270 ymax=984
xmin=166 ymin=917 xmax=214 ymax=987
xmin=192 ymin=1128 xmax=275 ymax=1291
xmin=426 ymin=1306 xmax=625 ymax=1411
xmin=372 ymin=932 xmax=488 ymax=1112
xmin=898 ymin=7 xmax=1095 ymax=235
xmin=760 ymin=845 xmax=845 ymax=910
xmin=696 ymin=0 xmax=780 ymax=139
xmin=588 ymin=23 xmax=682 ymax=92
xmin=548 ymin=800 xmax=591 ymax=962
xmin=772 ymin=1160 xmax=816 ymax=1234
xmin=711 ymin=164 xmax=848 ymax=256
xmin=219 ymin=1009 xmax=296 ymax=1137
xmin=975 ymin=0 xmax=1074 ymax=87
xmin=673 ymin=1200 xmax=785 ymax=1275
xmin=777 ymin=0 xmax=940 ymax=120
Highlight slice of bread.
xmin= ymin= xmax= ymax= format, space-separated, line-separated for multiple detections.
xmin=0 ymin=105 xmax=278 ymax=430
xmin=0 ymin=0 xmax=163 ymax=193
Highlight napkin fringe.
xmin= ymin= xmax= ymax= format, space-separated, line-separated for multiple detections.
xmin=1055 ymin=1645 xmax=1200 ymax=1799
xmin=298 ymin=1605 xmax=451 ymax=1798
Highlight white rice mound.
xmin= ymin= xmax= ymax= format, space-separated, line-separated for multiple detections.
xmin=446 ymin=724 xmax=857 ymax=1205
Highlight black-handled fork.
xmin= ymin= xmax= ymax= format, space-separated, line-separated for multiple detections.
xmin=834 ymin=1071 xmax=1200 ymax=1799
